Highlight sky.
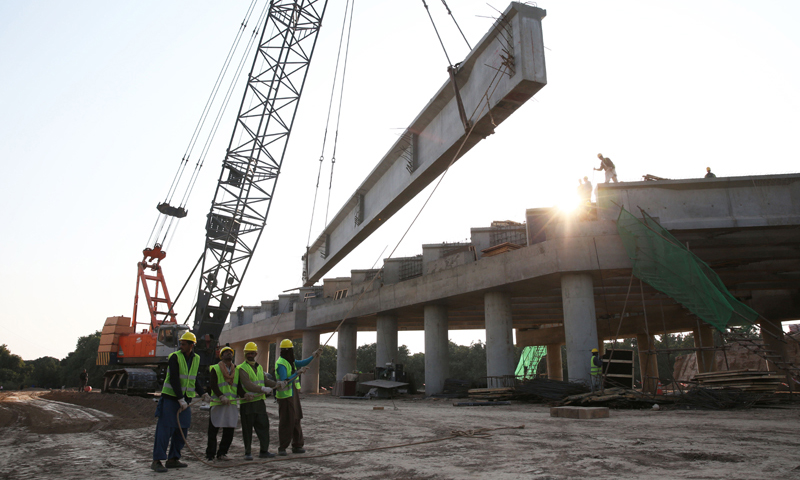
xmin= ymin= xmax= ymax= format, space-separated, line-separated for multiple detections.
xmin=1 ymin=1 xmax=799 ymax=361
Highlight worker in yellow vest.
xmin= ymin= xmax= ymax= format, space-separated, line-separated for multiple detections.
xmin=205 ymin=346 xmax=238 ymax=462
xmin=151 ymin=331 xmax=204 ymax=473
xmin=274 ymin=339 xmax=321 ymax=456
xmin=237 ymin=342 xmax=285 ymax=460
xmin=590 ymin=348 xmax=603 ymax=393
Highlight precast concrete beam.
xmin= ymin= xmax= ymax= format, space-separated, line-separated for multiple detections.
xmin=424 ymin=305 xmax=449 ymax=396
xmin=485 ymin=292 xmax=515 ymax=384
xmin=336 ymin=323 xmax=357 ymax=381
xmin=304 ymin=3 xmax=547 ymax=285
xmin=376 ymin=314 xmax=398 ymax=368
xmin=301 ymin=331 xmax=320 ymax=393
xmin=561 ymin=274 xmax=599 ymax=385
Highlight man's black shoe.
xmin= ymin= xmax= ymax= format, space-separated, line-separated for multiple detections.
xmin=151 ymin=460 xmax=168 ymax=473
xmin=292 ymin=448 xmax=306 ymax=454
xmin=277 ymin=449 xmax=288 ymax=456
xmin=259 ymin=451 xmax=276 ymax=458
xmin=165 ymin=458 xmax=187 ymax=468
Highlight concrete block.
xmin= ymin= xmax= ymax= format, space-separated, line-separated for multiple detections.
xmin=550 ymin=406 xmax=609 ymax=419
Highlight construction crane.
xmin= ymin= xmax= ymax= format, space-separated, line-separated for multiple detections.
xmin=98 ymin=0 xmax=329 ymax=395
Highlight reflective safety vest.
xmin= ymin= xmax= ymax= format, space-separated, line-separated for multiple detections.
xmin=161 ymin=351 xmax=200 ymax=398
xmin=275 ymin=357 xmax=301 ymax=399
xmin=590 ymin=355 xmax=602 ymax=375
xmin=237 ymin=362 xmax=266 ymax=403
xmin=209 ymin=363 xmax=239 ymax=407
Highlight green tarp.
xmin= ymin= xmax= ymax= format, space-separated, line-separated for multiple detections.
xmin=616 ymin=207 xmax=758 ymax=331
xmin=515 ymin=345 xmax=547 ymax=379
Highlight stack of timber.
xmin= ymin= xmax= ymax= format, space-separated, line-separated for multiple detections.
xmin=468 ymin=387 xmax=514 ymax=401
xmin=693 ymin=369 xmax=782 ymax=392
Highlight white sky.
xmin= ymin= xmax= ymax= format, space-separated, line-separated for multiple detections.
xmin=1 ymin=1 xmax=798 ymax=360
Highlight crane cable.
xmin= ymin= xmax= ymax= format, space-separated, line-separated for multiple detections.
xmin=440 ymin=0 xmax=472 ymax=50
xmin=306 ymin=0 xmax=354 ymax=248
xmin=323 ymin=0 xmax=356 ymax=227
xmin=421 ymin=0 xmax=452 ymax=66
xmin=147 ymin=0 xmax=260 ymax=248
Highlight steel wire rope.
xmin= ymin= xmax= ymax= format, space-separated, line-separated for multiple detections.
xmin=149 ymin=1 xmax=267 ymax=248
xmin=440 ymin=0 xmax=471 ymax=50
xmin=163 ymin=0 xmax=259 ymax=207
xmin=178 ymin=1 xmax=273 ymax=212
xmin=306 ymin=0 xmax=353 ymax=248
xmin=421 ymin=0 xmax=452 ymax=65
xmin=323 ymin=0 xmax=356 ymax=227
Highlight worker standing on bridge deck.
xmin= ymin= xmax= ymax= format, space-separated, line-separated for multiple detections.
xmin=205 ymin=346 xmax=239 ymax=462
xmin=594 ymin=153 xmax=618 ymax=183
xmin=237 ymin=342 xmax=284 ymax=460
xmin=275 ymin=339 xmax=321 ymax=456
xmin=151 ymin=331 xmax=204 ymax=473
xmin=590 ymin=348 xmax=603 ymax=393
xmin=705 ymin=167 xmax=716 ymax=178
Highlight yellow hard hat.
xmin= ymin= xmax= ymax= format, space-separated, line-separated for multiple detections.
xmin=180 ymin=331 xmax=197 ymax=343
xmin=219 ymin=346 xmax=234 ymax=355
xmin=706 ymin=167 xmax=711 ymax=172
xmin=280 ymin=339 xmax=294 ymax=349
xmin=244 ymin=342 xmax=258 ymax=352
xmin=591 ymin=348 xmax=599 ymax=353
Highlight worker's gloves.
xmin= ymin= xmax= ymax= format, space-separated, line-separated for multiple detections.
xmin=220 ymin=396 xmax=231 ymax=406
xmin=202 ymin=393 xmax=212 ymax=403
xmin=275 ymin=381 xmax=288 ymax=390
xmin=243 ymin=392 xmax=256 ymax=401
xmin=298 ymin=366 xmax=309 ymax=375
xmin=261 ymin=387 xmax=273 ymax=395
xmin=313 ymin=348 xmax=323 ymax=359
xmin=178 ymin=398 xmax=189 ymax=412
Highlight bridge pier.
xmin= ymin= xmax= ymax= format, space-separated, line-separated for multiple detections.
xmin=424 ymin=304 xmax=449 ymax=395
xmin=485 ymin=291 xmax=515 ymax=386
xmin=376 ymin=314 xmax=398 ymax=369
xmin=546 ymin=344 xmax=563 ymax=381
xmin=301 ymin=331 xmax=320 ymax=393
xmin=337 ymin=322 xmax=357 ymax=381
xmin=561 ymin=273 xmax=599 ymax=385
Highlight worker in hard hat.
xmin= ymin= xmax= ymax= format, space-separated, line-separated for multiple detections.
xmin=705 ymin=167 xmax=716 ymax=178
xmin=204 ymin=346 xmax=239 ymax=462
xmin=594 ymin=153 xmax=618 ymax=183
xmin=275 ymin=339 xmax=322 ymax=456
xmin=151 ymin=331 xmax=204 ymax=473
xmin=236 ymin=341 xmax=285 ymax=461
xmin=590 ymin=348 xmax=603 ymax=393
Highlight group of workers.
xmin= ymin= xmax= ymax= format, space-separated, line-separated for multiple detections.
xmin=150 ymin=331 xmax=321 ymax=473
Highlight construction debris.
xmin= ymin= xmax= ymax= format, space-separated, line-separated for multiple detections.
xmin=513 ymin=378 xmax=591 ymax=401
xmin=467 ymin=387 xmax=514 ymax=401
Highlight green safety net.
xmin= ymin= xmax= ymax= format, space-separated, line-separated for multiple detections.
xmin=515 ymin=345 xmax=547 ymax=379
xmin=616 ymin=207 xmax=758 ymax=332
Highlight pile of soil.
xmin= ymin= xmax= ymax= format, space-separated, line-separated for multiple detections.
xmin=42 ymin=391 xmax=159 ymax=430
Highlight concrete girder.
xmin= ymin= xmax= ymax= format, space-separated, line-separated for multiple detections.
xmin=304 ymin=3 xmax=547 ymax=285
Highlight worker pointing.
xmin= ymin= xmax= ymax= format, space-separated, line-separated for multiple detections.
xmin=275 ymin=339 xmax=322 ymax=456
xmin=237 ymin=342 xmax=285 ymax=460
xmin=151 ymin=331 xmax=204 ymax=473
xmin=594 ymin=153 xmax=618 ymax=183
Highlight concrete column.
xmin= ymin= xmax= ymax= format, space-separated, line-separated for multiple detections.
xmin=546 ymin=344 xmax=563 ymax=381
xmin=485 ymin=292 xmax=515 ymax=384
xmin=760 ymin=319 xmax=787 ymax=373
xmin=336 ymin=322 xmax=357 ymax=381
xmin=636 ymin=333 xmax=659 ymax=393
xmin=301 ymin=331 xmax=320 ymax=393
xmin=693 ymin=323 xmax=717 ymax=373
xmin=233 ymin=342 xmax=246 ymax=368
xmin=254 ymin=340 xmax=270 ymax=370
xmin=376 ymin=314 xmax=398 ymax=368
xmin=424 ymin=304 xmax=449 ymax=396
xmin=561 ymin=273 xmax=599 ymax=385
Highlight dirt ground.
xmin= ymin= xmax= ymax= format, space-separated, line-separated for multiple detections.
xmin=1 ymin=390 xmax=799 ymax=480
